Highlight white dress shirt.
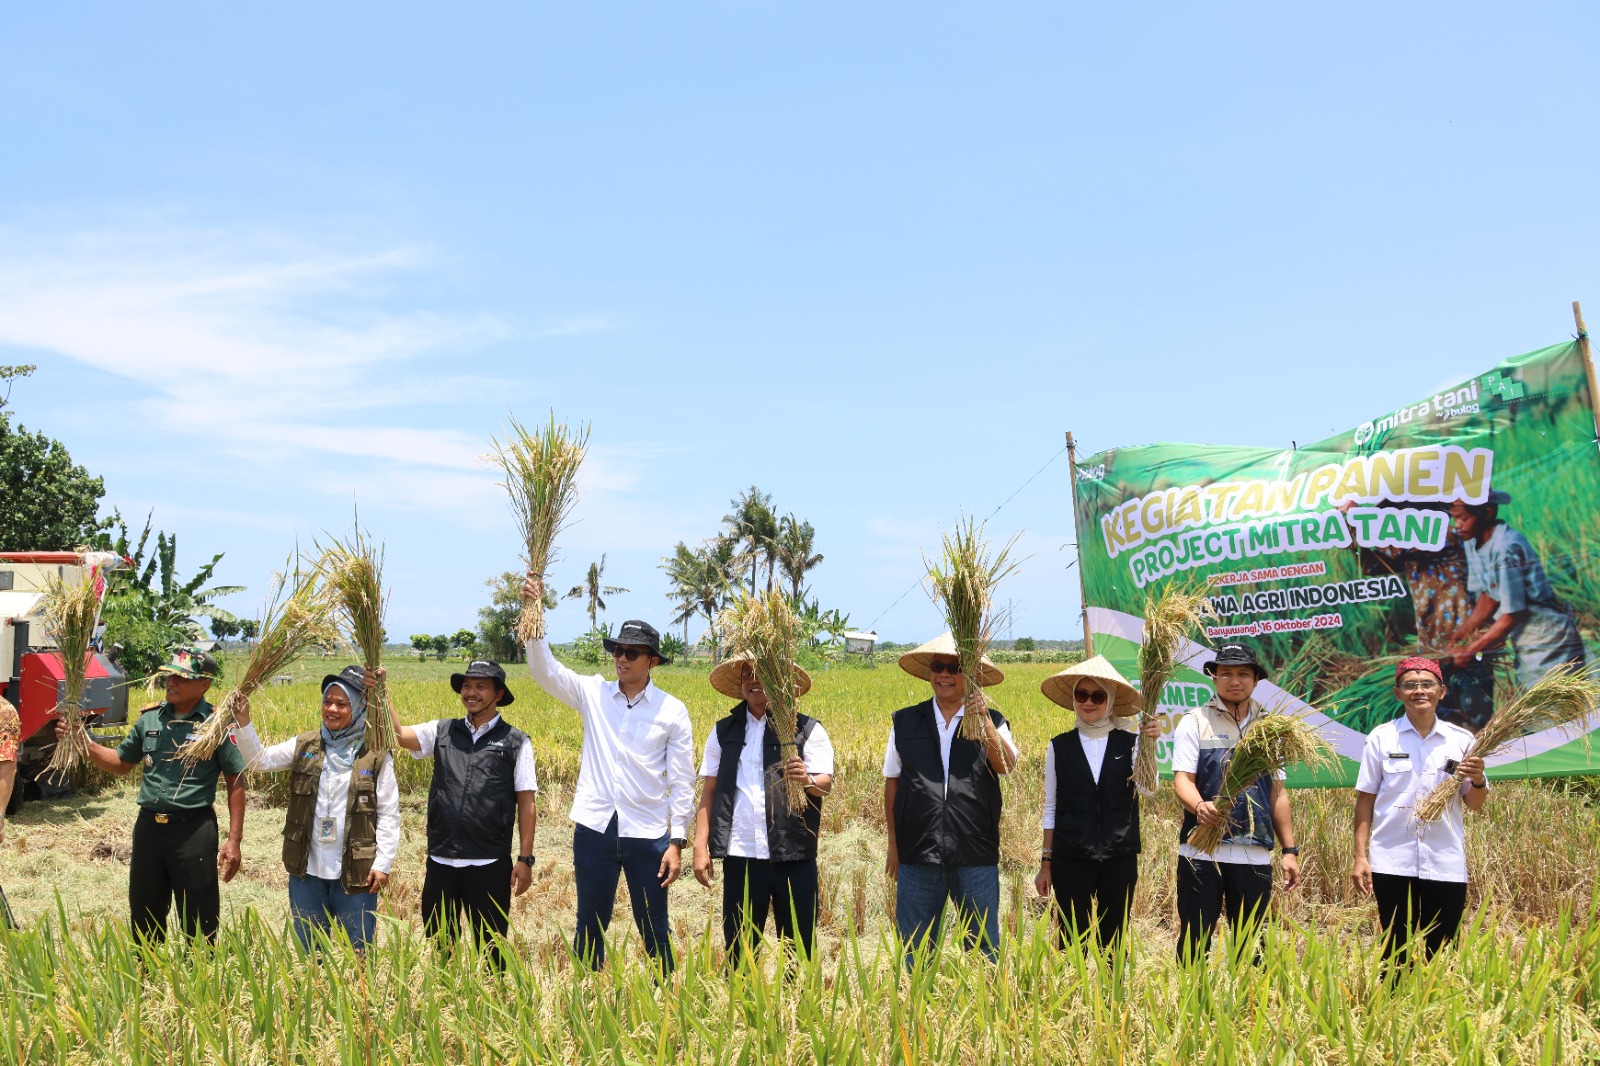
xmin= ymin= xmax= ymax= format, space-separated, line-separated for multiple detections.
xmin=1355 ymin=714 xmax=1480 ymax=882
xmin=1170 ymin=703 xmax=1284 ymax=867
xmin=1040 ymin=729 xmax=1154 ymax=830
xmin=881 ymin=700 xmax=1019 ymax=791
xmin=698 ymin=711 xmax=835 ymax=860
xmin=527 ymin=638 xmax=696 ymax=839
xmin=234 ymin=723 xmax=401 ymax=878
xmin=408 ymin=715 xmax=539 ymax=867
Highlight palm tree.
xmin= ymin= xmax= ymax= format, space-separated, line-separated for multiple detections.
xmin=774 ymin=513 xmax=824 ymax=601
xmin=566 ymin=555 xmax=628 ymax=632
xmin=661 ymin=537 xmax=737 ymax=659
xmin=722 ymin=485 xmax=778 ymax=594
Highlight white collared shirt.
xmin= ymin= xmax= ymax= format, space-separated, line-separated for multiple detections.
xmin=698 ymin=711 xmax=835 ymax=859
xmin=1040 ymin=729 xmax=1154 ymax=830
xmin=881 ymin=700 xmax=1018 ymax=792
xmin=1355 ymin=714 xmax=1480 ymax=882
xmin=409 ymin=715 xmax=539 ymax=867
xmin=1170 ymin=699 xmax=1284 ymax=867
xmin=527 ymin=638 xmax=696 ymax=839
xmin=234 ymin=723 xmax=402 ymax=878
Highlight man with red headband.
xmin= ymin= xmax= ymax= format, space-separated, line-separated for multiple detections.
xmin=1351 ymin=656 xmax=1488 ymax=970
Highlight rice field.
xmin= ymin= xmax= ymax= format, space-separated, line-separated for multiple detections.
xmin=3 ymin=657 xmax=1599 ymax=1063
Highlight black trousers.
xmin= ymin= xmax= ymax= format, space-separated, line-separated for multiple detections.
xmin=722 ymin=856 xmax=819 ymax=963
xmin=1175 ymin=857 xmax=1272 ymax=962
xmin=422 ymin=857 xmax=513 ymax=966
xmin=1051 ymin=854 xmax=1138 ymax=948
xmin=129 ymin=807 xmax=221 ymax=943
xmin=1371 ymin=872 xmax=1467 ymax=965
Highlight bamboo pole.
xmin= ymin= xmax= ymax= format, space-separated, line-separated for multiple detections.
xmin=1575 ymin=301 xmax=1600 ymax=452
xmin=1064 ymin=431 xmax=1094 ymax=657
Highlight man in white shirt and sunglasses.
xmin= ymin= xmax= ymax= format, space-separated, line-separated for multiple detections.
xmin=523 ymin=574 xmax=696 ymax=974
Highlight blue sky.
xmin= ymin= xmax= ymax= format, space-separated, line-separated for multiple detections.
xmin=3 ymin=2 xmax=1598 ymax=644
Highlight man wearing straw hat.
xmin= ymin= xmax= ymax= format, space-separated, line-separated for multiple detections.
xmin=66 ymin=645 xmax=247 ymax=943
xmin=389 ymin=659 xmax=537 ymax=967
xmin=1034 ymin=656 xmax=1159 ymax=949
xmin=883 ymin=633 xmax=1018 ymax=964
xmin=522 ymin=575 xmax=696 ymax=974
xmin=1171 ymin=642 xmax=1300 ymax=963
xmin=692 ymin=655 xmax=834 ymax=964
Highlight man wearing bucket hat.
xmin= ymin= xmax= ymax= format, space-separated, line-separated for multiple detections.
xmin=389 ymin=659 xmax=537 ymax=965
xmin=1448 ymin=490 xmax=1589 ymax=691
xmin=1033 ymin=655 xmax=1160 ymax=949
xmin=1170 ymin=642 xmax=1300 ymax=963
xmin=67 ymin=644 xmax=247 ymax=943
xmin=692 ymin=655 xmax=834 ymax=964
xmin=522 ymin=574 xmax=696 ymax=974
xmin=882 ymin=633 xmax=1018 ymax=964
xmin=230 ymin=665 xmax=401 ymax=951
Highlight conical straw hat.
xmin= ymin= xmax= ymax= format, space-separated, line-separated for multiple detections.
xmin=708 ymin=654 xmax=813 ymax=701
xmin=1039 ymin=655 xmax=1141 ymax=716
xmin=897 ymin=632 xmax=1005 ymax=687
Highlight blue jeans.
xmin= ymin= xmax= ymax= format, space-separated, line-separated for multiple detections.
xmin=895 ymin=863 xmax=1000 ymax=964
xmin=572 ymin=815 xmax=673 ymax=972
xmin=287 ymin=874 xmax=378 ymax=951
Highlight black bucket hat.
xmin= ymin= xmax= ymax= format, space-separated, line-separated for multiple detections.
xmin=450 ymin=659 xmax=515 ymax=706
xmin=1202 ymin=642 xmax=1268 ymax=681
xmin=604 ymin=619 xmax=669 ymax=665
xmin=320 ymin=665 xmax=366 ymax=699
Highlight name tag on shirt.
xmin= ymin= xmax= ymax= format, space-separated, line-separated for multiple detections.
xmin=317 ymin=817 xmax=337 ymax=843
xmin=1387 ymin=752 xmax=1410 ymax=760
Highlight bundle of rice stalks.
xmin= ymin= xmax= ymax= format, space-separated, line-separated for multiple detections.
xmin=490 ymin=413 xmax=589 ymax=645
xmin=42 ymin=569 xmax=101 ymax=781
xmin=180 ymin=561 xmax=338 ymax=767
xmin=321 ymin=529 xmax=396 ymax=755
xmin=1413 ymin=664 xmax=1600 ymax=823
xmin=924 ymin=518 xmax=1021 ymax=741
xmin=718 ymin=590 xmax=808 ymax=813
xmin=1134 ymin=582 xmax=1213 ymax=793
xmin=1188 ymin=713 xmax=1337 ymax=856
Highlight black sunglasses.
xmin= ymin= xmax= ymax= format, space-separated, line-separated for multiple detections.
xmin=928 ymin=660 xmax=963 ymax=675
xmin=1073 ymin=687 xmax=1108 ymax=705
xmin=610 ymin=646 xmax=648 ymax=662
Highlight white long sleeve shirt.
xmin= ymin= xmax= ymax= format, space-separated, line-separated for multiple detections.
xmin=234 ymin=724 xmax=401 ymax=877
xmin=527 ymin=638 xmax=696 ymax=839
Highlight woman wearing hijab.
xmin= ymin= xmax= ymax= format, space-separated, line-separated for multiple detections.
xmin=232 ymin=666 xmax=401 ymax=950
xmin=1033 ymin=656 xmax=1158 ymax=949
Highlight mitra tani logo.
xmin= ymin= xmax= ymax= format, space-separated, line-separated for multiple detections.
xmin=1353 ymin=371 xmax=1526 ymax=446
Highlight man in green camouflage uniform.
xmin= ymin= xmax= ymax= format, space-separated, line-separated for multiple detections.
xmin=71 ymin=645 xmax=247 ymax=942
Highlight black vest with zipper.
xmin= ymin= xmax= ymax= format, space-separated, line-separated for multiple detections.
xmin=706 ymin=705 xmax=823 ymax=863
xmin=1049 ymin=728 xmax=1141 ymax=861
xmin=891 ymin=701 xmax=1007 ymax=867
xmin=426 ymin=717 xmax=527 ymax=861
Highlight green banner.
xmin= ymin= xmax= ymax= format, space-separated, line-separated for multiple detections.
xmin=1074 ymin=340 xmax=1600 ymax=785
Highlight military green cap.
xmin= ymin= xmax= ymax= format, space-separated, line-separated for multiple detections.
xmin=157 ymin=644 xmax=221 ymax=680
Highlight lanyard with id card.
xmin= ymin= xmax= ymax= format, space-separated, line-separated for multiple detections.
xmin=318 ymin=817 xmax=338 ymax=843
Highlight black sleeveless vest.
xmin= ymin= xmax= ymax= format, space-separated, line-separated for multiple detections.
xmin=891 ymin=701 xmax=1007 ymax=867
xmin=706 ymin=705 xmax=823 ymax=863
xmin=1049 ymin=729 xmax=1140 ymax=861
xmin=426 ymin=717 xmax=528 ymax=861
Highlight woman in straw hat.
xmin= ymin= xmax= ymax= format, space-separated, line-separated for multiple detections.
xmin=692 ymin=655 xmax=833 ymax=965
xmin=1034 ymin=655 xmax=1158 ymax=949
xmin=883 ymin=633 xmax=1017 ymax=964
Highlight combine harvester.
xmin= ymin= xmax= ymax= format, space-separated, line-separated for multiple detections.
xmin=0 ymin=551 xmax=131 ymax=814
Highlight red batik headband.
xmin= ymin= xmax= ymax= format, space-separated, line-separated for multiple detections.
xmin=1395 ymin=656 xmax=1443 ymax=683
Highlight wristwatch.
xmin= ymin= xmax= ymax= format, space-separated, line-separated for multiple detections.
xmin=670 ymin=837 xmax=689 ymax=849
xmin=1280 ymin=846 xmax=1300 ymax=856
xmin=517 ymin=855 xmax=535 ymax=867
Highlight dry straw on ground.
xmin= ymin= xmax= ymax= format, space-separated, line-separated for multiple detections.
xmin=321 ymin=530 xmax=397 ymax=755
xmin=925 ymin=518 xmax=1020 ymax=741
xmin=491 ymin=413 xmax=589 ymax=644
xmin=718 ymin=590 xmax=808 ymax=813
xmin=1135 ymin=582 xmax=1212 ymax=793
xmin=1413 ymin=663 xmax=1600 ymax=823
xmin=181 ymin=561 xmax=339 ymax=767
xmin=40 ymin=569 xmax=100 ymax=780
xmin=1187 ymin=711 xmax=1337 ymax=856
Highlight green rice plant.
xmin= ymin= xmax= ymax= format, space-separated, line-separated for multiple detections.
xmin=924 ymin=517 xmax=1021 ymax=741
xmin=717 ymin=589 xmax=808 ymax=813
xmin=490 ymin=412 xmax=589 ymax=645
xmin=40 ymin=568 xmax=101 ymax=780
